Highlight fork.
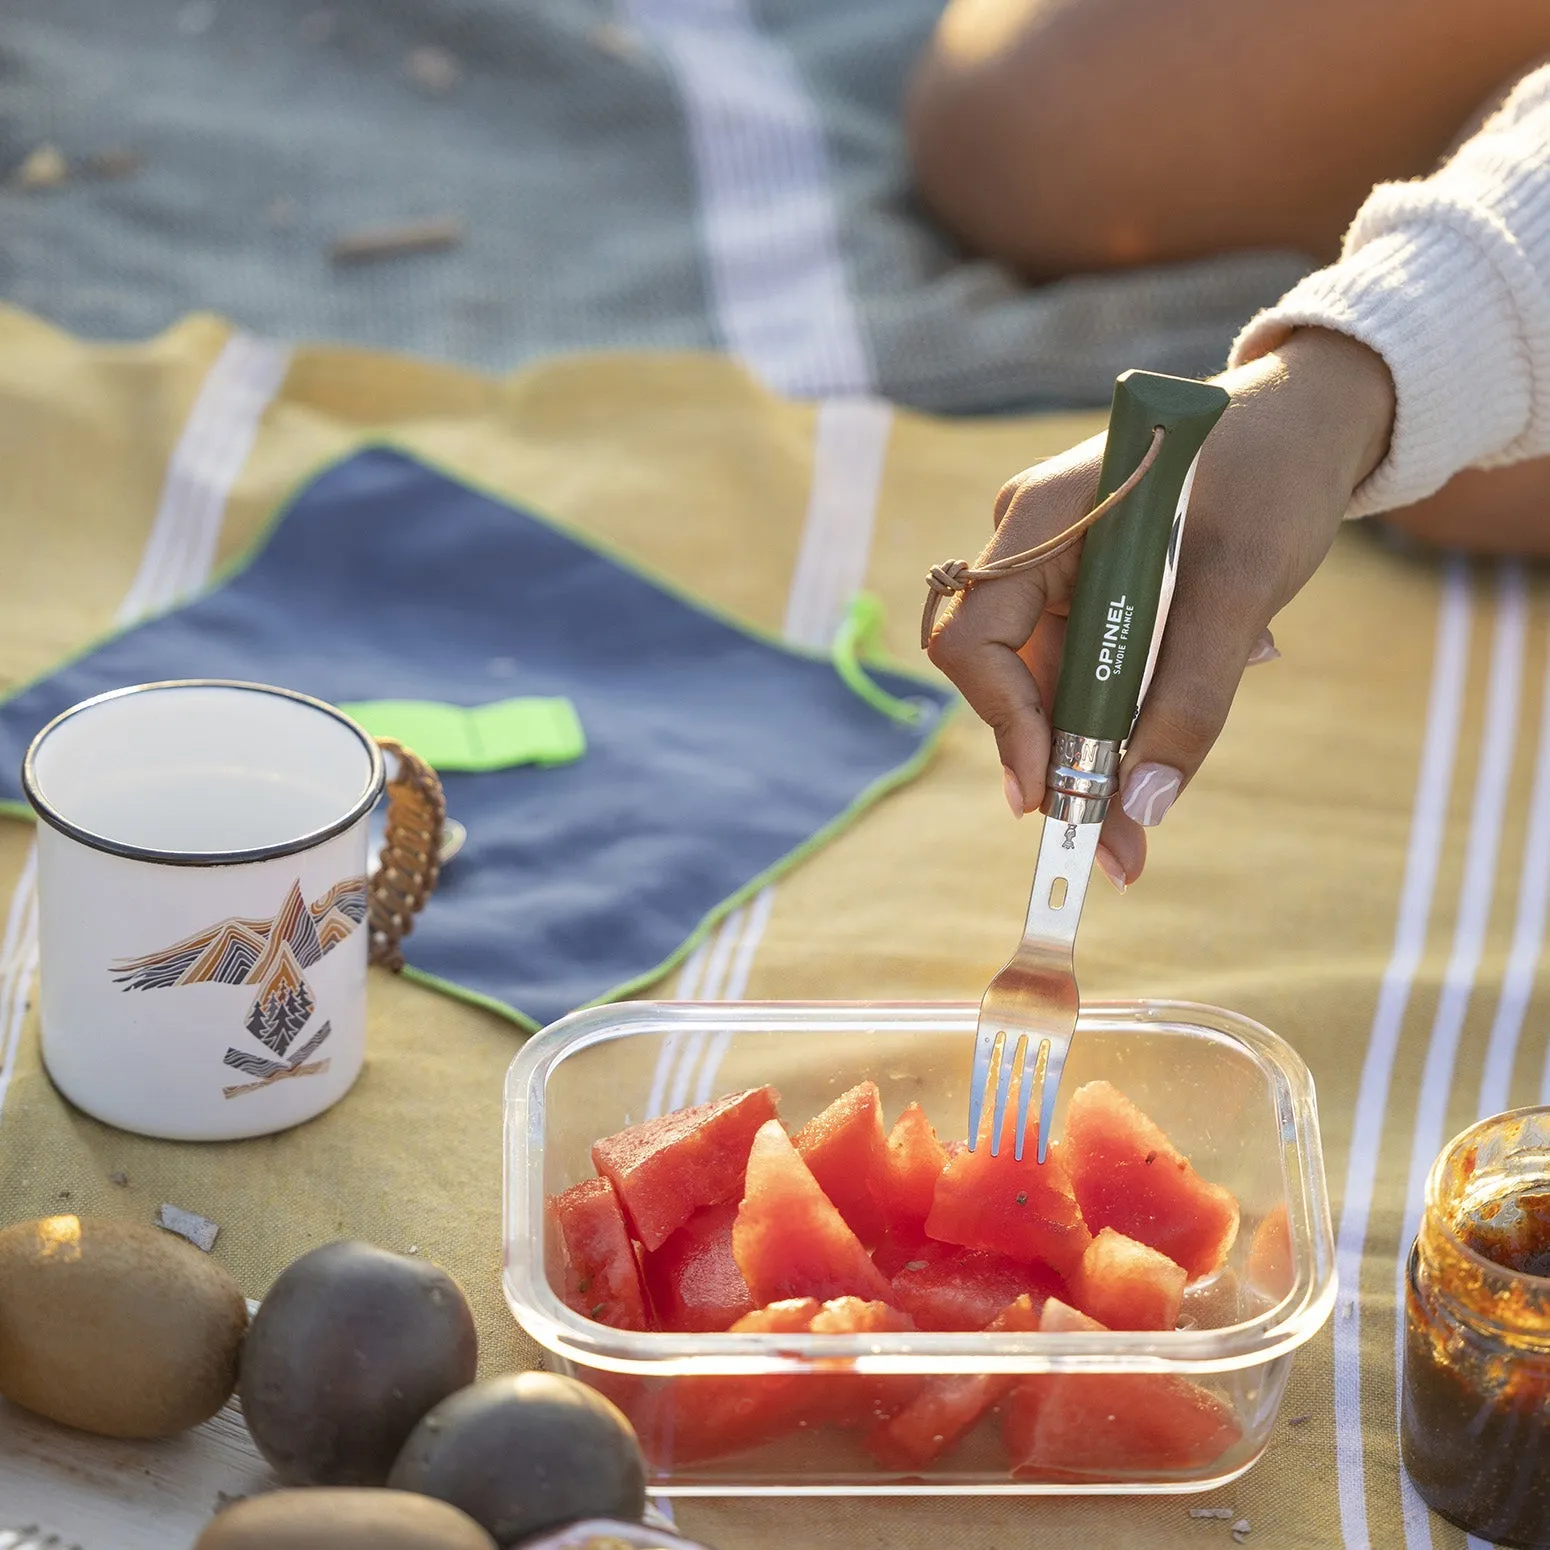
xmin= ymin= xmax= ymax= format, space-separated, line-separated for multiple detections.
xmin=967 ymin=370 xmax=1230 ymax=1164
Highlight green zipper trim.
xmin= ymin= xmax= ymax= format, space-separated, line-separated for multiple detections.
xmin=832 ymin=592 xmax=928 ymax=727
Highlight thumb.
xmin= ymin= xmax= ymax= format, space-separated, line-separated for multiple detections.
xmin=1110 ymin=576 xmax=1271 ymax=837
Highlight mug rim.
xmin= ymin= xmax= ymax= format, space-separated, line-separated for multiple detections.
xmin=21 ymin=679 xmax=387 ymax=868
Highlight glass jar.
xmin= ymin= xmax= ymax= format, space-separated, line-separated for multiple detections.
xmin=1402 ymin=1106 xmax=1550 ymax=1548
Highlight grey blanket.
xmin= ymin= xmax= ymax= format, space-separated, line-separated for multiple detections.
xmin=1 ymin=0 xmax=1312 ymax=411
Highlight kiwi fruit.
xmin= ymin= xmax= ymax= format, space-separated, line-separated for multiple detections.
xmin=195 ymin=1487 xmax=496 ymax=1549
xmin=0 ymin=1214 xmax=247 ymax=1438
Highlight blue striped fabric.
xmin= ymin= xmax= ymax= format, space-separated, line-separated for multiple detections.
xmin=4 ymin=0 xmax=1309 ymax=413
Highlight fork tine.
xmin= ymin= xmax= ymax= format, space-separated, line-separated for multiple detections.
xmin=1034 ymin=1035 xmax=1069 ymax=1165
xmin=988 ymin=1032 xmax=1026 ymax=1157
xmin=1012 ymin=1038 xmax=1044 ymax=1161
xmin=966 ymin=1027 xmax=1002 ymax=1152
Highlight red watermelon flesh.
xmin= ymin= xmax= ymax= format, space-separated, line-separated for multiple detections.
xmin=1246 ymin=1203 xmax=1294 ymax=1301
xmin=866 ymin=1293 xmax=1044 ymax=1470
xmin=1060 ymin=1081 xmax=1239 ymax=1280
xmin=871 ymin=1229 xmax=948 ymax=1280
xmin=870 ymin=1102 xmax=948 ymax=1240
xmin=804 ymin=1297 xmax=920 ymax=1428
xmin=641 ymin=1200 xmax=755 ymax=1333
xmin=1067 ymin=1227 xmax=1187 ymax=1331
xmin=793 ymin=1082 xmax=889 ymax=1246
xmin=1040 ymin=1295 xmax=1105 ymax=1334
xmin=591 ymin=1085 xmax=781 ymax=1252
xmin=810 ymin=1295 xmax=914 ymax=1337
xmin=923 ymin=1121 xmax=1091 ymax=1277
xmin=890 ymin=1248 xmax=1063 ymax=1331
xmin=734 ymin=1121 xmax=893 ymax=1305
xmin=998 ymin=1380 xmax=1056 ymax=1477
xmin=628 ymin=1299 xmax=821 ymax=1465
xmin=737 ymin=1298 xmax=823 ymax=1329
xmin=1002 ymin=1298 xmax=1242 ymax=1480
xmin=547 ymin=1177 xmax=651 ymax=1330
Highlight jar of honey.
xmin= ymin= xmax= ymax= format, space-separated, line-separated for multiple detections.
xmin=1402 ymin=1106 xmax=1550 ymax=1547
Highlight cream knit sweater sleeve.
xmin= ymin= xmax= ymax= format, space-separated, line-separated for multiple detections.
xmin=1227 ymin=63 xmax=1550 ymax=518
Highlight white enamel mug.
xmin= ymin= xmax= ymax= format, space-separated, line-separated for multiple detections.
xmin=22 ymin=681 xmax=442 ymax=1141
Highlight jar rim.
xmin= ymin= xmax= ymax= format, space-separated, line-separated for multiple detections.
xmin=1426 ymin=1105 xmax=1550 ymax=1289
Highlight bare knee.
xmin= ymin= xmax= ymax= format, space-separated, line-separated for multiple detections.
xmin=905 ymin=1 xmax=1136 ymax=280
xmin=1376 ymin=458 xmax=1550 ymax=558
xmin=906 ymin=0 xmax=1550 ymax=281
xmin=905 ymin=0 xmax=1345 ymax=279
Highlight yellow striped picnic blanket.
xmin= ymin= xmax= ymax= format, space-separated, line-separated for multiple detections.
xmin=0 ymin=303 xmax=1540 ymax=1550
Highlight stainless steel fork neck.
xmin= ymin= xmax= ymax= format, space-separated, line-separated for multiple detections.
xmin=1045 ymin=730 xmax=1121 ymax=825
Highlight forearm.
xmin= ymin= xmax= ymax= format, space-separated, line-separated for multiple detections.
xmin=1229 ymin=62 xmax=1550 ymax=517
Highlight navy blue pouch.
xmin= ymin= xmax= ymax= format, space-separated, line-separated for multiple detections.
xmin=0 ymin=448 xmax=953 ymax=1028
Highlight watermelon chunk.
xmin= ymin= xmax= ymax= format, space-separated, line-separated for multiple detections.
xmin=868 ymin=1103 xmax=949 ymax=1276
xmin=547 ymin=1177 xmax=650 ymax=1330
xmin=641 ymin=1201 xmax=754 ymax=1333
xmin=734 ymin=1121 xmax=893 ymax=1305
xmin=1060 ymin=1081 xmax=1239 ymax=1280
xmin=866 ymin=1293 xmax=1043 ymax=1470
xmin=890 ymin=1248 xmax=1062 ymax=1332
xmin=805 ymin=1297 xmax=920 ymax=1428
xmin=627 ymin=1299 xmax=821 ymax=1465
xmin=1067 ymin=1227 xmax=1187 ymax=1331
xmin=1039 ymin=1295 xmax=1105 ymax=1335
xmin=793 ymin=1082 xmax=889 ymax=1246
xmin=623 ymin=1296 xmax=921 ymax=1464
xmin=923 ymin=1123 xmax=1091 ymax=1277
xmin=742 ymin=1298 xmax=823 ymax=1328
xmin=1246 ymin=1203 xmax=1294 ymax=1301
xmin=592 ymin=1086 xmax=781 ymax=1251
xmin=810 ymin=1295 xmax=913 ymax=1337
xmin=1002 ymin=1298 xmax=1242 ymax=1480
xmin=871 ymin=1102 xmax=947 ymax=1239
xmin=998 ymin=1380 xmax=1054 ymax=1476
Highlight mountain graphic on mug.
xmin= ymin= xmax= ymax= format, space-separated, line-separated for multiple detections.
xmin=111 ymin=876 xmax=369 ymax=1098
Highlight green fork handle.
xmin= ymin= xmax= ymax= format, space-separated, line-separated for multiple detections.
xmin=1051 ymin=371 xmax=1229 ymax=744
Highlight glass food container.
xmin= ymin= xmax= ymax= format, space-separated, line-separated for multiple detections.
xmin=1402 ymin=1106 xmax=1550 ymax=1546
xmin=503 ymin=1000 xmax=1336 ymax=1497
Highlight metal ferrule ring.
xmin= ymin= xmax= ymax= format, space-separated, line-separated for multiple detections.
xmin=1046 ymin=731 xmax=1122 ymax=825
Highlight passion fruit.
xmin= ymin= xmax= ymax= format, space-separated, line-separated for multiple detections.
xmin=239 ymin=1240 xmax=477 ymax=1485
xmin=388 ymin=1372 xmax=647 ymax=1545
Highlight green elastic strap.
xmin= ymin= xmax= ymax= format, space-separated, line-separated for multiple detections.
xmin=340 ymin=696 xmax=586 ymax=772
xmin=831 ymin=593 xmax=925 ymax=727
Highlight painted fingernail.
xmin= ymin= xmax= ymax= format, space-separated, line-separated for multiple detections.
xmin=1003 ymin=766 xmax=1025 ymax=819
xmin=1247 ymin=628 xmax=1281 ymax=666
xmin=1121 ymin=762 xmax=1182 ymax=828
xmin=1095 ymin=844 xmax=1128 ymax=894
